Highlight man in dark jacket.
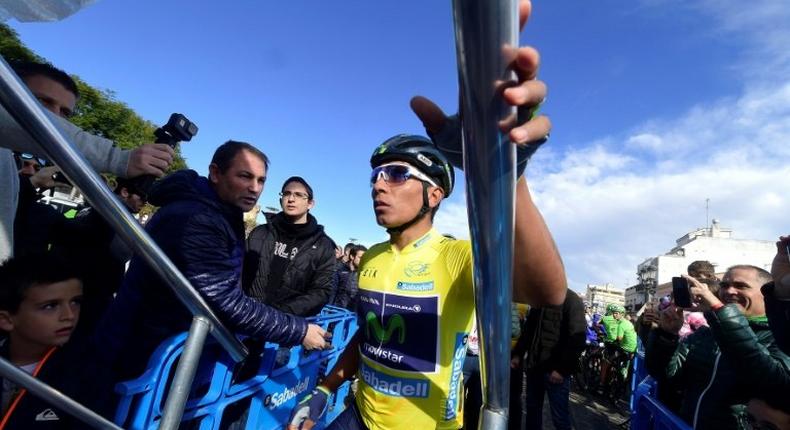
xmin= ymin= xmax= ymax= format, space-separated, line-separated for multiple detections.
xmin=511 ymin=291 xmax=587 ymax=430
xmin=244 ymin=176 xmax=336 ymax=317
xmin=96 ymin=142 xmax=330 ymax=383
xmin=332 ymin=244 xmax=366 ymax=311
xmin=646 ymin=265 xmax=790 ymax=429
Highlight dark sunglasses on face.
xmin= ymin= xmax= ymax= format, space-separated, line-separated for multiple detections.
xmin=14 ymin=152 xmax=48 ymax=168
xmin=370 ymin=164 xmax=437 ymax=187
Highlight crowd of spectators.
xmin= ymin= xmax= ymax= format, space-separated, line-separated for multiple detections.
xmin=639 ymin=257 xmax=790 ymax=429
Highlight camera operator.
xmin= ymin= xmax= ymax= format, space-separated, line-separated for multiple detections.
xmin=0 ymin=61 xmax=175 ymax=262
xmin=646 ymin=266 xmax=790 ymax=429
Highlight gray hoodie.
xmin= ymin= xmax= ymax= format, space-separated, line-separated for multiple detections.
xmin=0 ymin=107 xmax=131 ymax=262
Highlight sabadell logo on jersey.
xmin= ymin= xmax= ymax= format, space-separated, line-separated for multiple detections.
xmin=264 ymin=377 xmax=310 ymax=409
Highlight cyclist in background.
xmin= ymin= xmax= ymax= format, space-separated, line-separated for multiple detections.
xmin=598 ymin=304 xmax=620 ymax=390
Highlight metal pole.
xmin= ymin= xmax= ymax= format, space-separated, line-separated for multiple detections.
xmin=159 ymin=316 xmax=211 ymax=430
xmin=0 ymin=56 xmax=247 ymax=363
xmin=0 ymin=357 xmax=123 ymax=430
xmin=451 ymin=1 xmax=518 ymax=429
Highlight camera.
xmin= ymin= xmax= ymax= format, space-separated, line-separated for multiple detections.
xmin=127 ymin=113 xmax=198 ymax=197
xmin=154 ymin=113 xmax=198 ymax=148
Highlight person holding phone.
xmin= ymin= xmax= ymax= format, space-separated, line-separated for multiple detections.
xmin=645 ymin=265 xmax=789 ymax=429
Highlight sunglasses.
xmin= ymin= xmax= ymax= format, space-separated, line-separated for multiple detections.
xmin=14 ymin=152 xmax=48 ymax=168
xmin=370 ymin=164 xmax=438 ymax=187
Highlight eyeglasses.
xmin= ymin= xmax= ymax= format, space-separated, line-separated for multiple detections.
xmin=279 ymin=191 xmax=310 ymax=200
xmin=370 ymin=164 xmax=438 ymax=187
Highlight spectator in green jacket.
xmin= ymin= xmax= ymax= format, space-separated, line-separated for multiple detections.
xmin=646 ymin=265 xmax=790 ymax=430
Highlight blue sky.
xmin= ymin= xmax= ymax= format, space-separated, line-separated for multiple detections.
xmin=9 ymin=0 xmax=790 ymax=292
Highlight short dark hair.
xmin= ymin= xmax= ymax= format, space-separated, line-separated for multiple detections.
xmin=210 ymin=140 xmax=269 ymax=173
xmin=344 ymin=243 xmax=355 ymax=252
xmin=114 ymin=177 xmax=147 ymax=200
xmin=10 ymin=61 xmax=80 ymax=100
xmin=351 ymin=245 xmax=368 ymax=258
xmin=282 ymin=176 xmax=314 ymax=200
xmin=688 ymin=260 xmax=715 ymax=278
xmin=726 ymin=265 xmax=772 ymax=287
xmin=0 ymin=253 xmax=80 ymax=313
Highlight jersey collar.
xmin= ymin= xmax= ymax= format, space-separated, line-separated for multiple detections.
xmin=390 ymin=228 xmax=441 ymax=255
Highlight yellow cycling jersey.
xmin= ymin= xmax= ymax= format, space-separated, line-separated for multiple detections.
xmin=355 ymin=228 xmax=474 ymax=430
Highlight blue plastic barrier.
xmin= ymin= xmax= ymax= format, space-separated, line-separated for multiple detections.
xmin=629 ymin=343 xmax=692 ymax=430
xmin=629 ymin=340 xmax=647 ymax=411
xmin=114 ymin=306 xmax=358 ymax=430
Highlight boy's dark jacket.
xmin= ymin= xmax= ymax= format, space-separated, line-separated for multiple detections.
xmin=0 ymin=337 xmax=113 ymax=429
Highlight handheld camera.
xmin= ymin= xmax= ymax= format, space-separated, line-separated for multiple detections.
xmin=128 ymin=113 xmax=198 ymax=198
xmin=154 ymin=113 xmax=198 ymax=148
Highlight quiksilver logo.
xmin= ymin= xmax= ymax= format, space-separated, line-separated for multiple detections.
xmin=35 ymin=409 xmax=59 ymax=421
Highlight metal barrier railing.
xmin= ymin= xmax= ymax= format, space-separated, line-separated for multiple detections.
xmin=0 ymin=55 xmax=248 ymax=429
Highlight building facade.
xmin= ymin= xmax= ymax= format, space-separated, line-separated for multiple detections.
xmin=624 ymin=284 xmax=646 ymax=312
xmin=585 ymin=283 xmax=625 ymax=312
xmin=636 ymin=220 xmax=774 ymax=301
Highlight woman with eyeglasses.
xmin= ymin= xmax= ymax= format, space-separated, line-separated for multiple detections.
xmin=243 ymin=176 xmax=337 ymax=318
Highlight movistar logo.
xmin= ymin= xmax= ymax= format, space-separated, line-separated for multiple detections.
xmin=366 ymin=312 xmax=406 ymax=344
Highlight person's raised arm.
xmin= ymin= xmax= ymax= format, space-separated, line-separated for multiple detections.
xmin=411 ymin=0 xmax=565 ymax=305
xmin=0 ymin=108 xmax=174 ymax=177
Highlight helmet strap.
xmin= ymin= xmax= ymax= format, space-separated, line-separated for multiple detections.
xmin=386 ymin=182 xmax=432 ymax=234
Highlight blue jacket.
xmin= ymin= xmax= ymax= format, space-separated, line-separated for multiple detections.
xmin=96 ymin=170 xmax=308 ymax=380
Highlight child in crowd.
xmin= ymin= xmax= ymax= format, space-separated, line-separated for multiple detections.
xmin=0 ymin=253 xmax=87 ymax=428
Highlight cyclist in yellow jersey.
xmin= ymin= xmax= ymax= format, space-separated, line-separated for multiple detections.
xmin=287 ymin=2 xmax=566 ymax=429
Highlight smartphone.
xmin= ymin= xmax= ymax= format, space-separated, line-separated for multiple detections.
xmin=672 ymin=276 xmax=693 ymax=308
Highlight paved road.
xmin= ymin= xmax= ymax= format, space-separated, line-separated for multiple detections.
xmin=513 ymin=380 xmax=631 ymax=429
xmin=561 ymin=389 xmax=630 ymax=430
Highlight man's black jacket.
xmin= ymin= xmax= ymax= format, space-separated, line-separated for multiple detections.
xmin=512 ymin=291 xmax=587 ymax=376
xmin=243 ymin=212 xmax=336 ymax=317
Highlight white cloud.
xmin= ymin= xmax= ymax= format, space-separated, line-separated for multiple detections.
xmin=437 ymin=79 xmax=790 ymax=295
xmin=626 ymin=134 xmax=663 ymax=152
